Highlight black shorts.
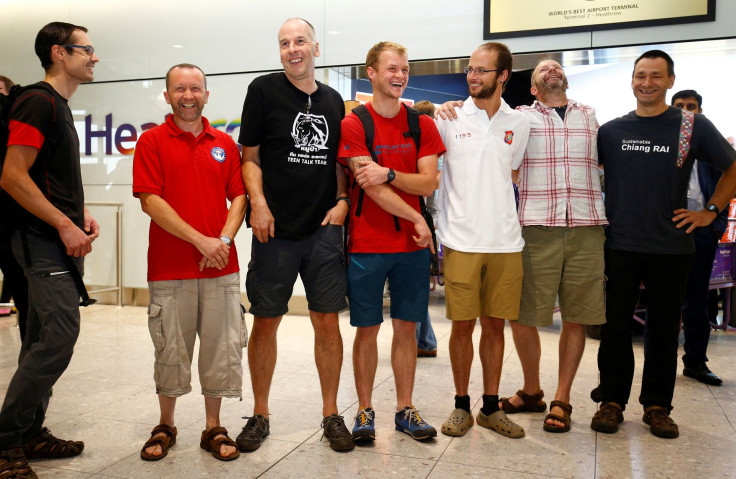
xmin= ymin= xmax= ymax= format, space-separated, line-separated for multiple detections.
xmin=245 ymin=223 xmax=347 ymax=317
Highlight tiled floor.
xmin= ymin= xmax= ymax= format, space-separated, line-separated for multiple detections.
xmin=1 ymin=289 xmax=736 ymax=479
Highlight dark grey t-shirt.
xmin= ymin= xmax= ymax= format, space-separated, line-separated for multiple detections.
xmin=599 ymin=106 xmax=735 ymax=254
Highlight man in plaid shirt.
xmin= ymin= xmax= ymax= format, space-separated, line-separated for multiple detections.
xmin=505 ymin=59 xmax=607 ymax=433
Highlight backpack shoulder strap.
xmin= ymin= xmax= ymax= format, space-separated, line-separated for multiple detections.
xmin=403 ymin=104 xmax=422 ymax=153
xmin=352 ymin=104 xmax=376 ymax=162
xmin=676 ymin=109 xmax=694 ymax=168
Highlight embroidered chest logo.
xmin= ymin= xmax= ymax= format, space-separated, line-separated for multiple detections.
xmin=211 ymin=147 xmax=226 ymax=163
xmin=504 ymin=130 xmax=514 ymax=145
xmin=292 ymin=112 xmax=329 ymax=153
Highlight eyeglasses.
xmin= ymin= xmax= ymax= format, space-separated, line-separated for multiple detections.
xmin=62 ymin=44 xmax=95 ymax=56
xmin=464 ymin=67 xmax=500 ymax=75
xmin=304 ymin=96 xmax=312 ymax=115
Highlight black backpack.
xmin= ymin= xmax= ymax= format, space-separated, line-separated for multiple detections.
xmin=351 ymin=103 xmax=440 ymax=275
xmin=0 ymin=83 xmax=96 ymax=306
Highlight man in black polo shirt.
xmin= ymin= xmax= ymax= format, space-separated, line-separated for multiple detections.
xmin=0 ymin=21 xmax=100 ymax=478
xmin=592 ymin=50 xmax=736 ymax=439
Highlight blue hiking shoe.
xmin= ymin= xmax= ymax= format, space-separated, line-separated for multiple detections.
xmin=394 ymin=406 xmax=437 ymax=440
xmin=352 ymin=408 xmax=375 ymax=442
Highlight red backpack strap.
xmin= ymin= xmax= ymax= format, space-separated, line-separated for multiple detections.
xmin=676 ymin=109 xmax=694 ymax=168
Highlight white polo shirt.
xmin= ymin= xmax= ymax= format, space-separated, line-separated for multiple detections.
xmin=436 ymin=97 xmax=530 ymax=253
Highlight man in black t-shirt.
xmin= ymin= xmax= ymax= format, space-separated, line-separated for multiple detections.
xmin=592 ymin=50 xmax=736 ymax=439
xmin=236 ymin=17 xmax=353 ymax=453
xmin=0 ymin=22 xmax=100 ymax=478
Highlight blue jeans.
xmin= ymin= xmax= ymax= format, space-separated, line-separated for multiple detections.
xmin=416 ymin=311 xmax=437 ymax=351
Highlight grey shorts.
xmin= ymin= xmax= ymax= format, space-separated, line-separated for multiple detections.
xmin=147 ymin=272 xmax=246 ymax=398
xmin=246 ymin=223 xmax=347 ymax=317
xmin=518 ymin=226 xmax=606 ymax=327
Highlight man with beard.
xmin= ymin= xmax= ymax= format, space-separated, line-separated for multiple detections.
xmin=592 ymin=50 xmax=736 ymax=438
xmin=237 ymin=18 xmax=354 ymax=452
xmin=434 ymin=42 xmax=530 ymax=439
xmin=134 ymin=64 xmax=246 ymax=462
xmin=339 ymin=41 xmax=444 ymax=442
xmin=500 ymin=59 xmax=607 ymax=433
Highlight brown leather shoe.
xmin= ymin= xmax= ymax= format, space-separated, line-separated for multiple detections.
xmin=591 ymin=402 xmax=624 ymax=433
xmin=417 ymin=349 xmax=437 ymax=358
xmin=643 ymin=405 xmax=679 ymax=438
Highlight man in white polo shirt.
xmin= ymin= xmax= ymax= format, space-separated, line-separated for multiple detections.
xmin=435 ymin=41 xmax=530 ymax=439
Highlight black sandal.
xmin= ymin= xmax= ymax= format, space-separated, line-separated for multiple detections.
xmin=0 ymin=447 xmax=37 ymax=479
xmin=22 ymin=428 xmax=83 ymax=460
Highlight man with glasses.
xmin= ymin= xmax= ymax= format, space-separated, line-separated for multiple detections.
xmin=433 ymin=42 xmax=529 ymax=439
xmin=0 ymin=21 xmax=100 ymax=479
xmin=237 ymin=17 xmax=354 ymax=452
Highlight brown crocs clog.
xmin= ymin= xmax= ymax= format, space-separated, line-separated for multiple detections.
xmin=476 ymin=410 xmax=525 ymax=438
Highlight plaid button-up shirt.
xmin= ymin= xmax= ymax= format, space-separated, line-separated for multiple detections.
xmin=516 ymin=100 xmax=607 ymax=227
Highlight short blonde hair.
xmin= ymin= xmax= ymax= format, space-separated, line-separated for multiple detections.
xmin=365 ymin=41 xmax=407 ymax=70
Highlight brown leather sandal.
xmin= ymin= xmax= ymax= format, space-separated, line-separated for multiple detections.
xmin=500 ymin=389 xmax=547 ymax=414
xmin=22 ymin=428 xmax=84 ymax=459
xmin=0 ymin=448 xmax=37 ymax=479
xmin=140 ymin=424 xmax=177 ymax=461
xmin=543 ymin=400 xmax=573 ymax=433
xmin=200 ymin=427 xmax=240 ymax=461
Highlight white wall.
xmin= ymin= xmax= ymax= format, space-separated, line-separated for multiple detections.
xmin=2 ymin=0 xmax=735 ymax=294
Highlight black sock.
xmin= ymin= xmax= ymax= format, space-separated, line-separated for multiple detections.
xmin=454 ymin=395 xmax=471 ymax=413
xmin=481 ymin=394 xmax=500 ymax=416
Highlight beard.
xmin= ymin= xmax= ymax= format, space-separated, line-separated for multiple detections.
xmin=469 ymin=80 xmax=498 ymax=100
xmin=535 ymin=75 xmax=569 ymax=94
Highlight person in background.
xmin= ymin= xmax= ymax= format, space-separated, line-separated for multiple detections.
xmin=672 ymin=89 xmax=725 ymax=386
xmin=412 ymin=100 xmax=439 ymax=358
xmin=0 ymin=74 xmax=29 ymax=342
xmin=0 ymin=75 xmax=14 ymax=95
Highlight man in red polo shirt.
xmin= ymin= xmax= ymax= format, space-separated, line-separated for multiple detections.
xmin=133 ymin=64 xmax=246 ymax=462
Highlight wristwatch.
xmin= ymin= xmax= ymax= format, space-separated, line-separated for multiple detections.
xmin=336 ymin=196 xmax=350 ymax=207
xmin=386 ymin=168 xmax=396 ymax=184
xmin=219 ymin=235 xmax=232 ymax=247
xmin=706 ymin=204 xmax=720 ymax=215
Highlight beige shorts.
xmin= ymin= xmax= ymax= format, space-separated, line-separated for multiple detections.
xmin=147 ymin=272 xmax=246 ymax=398
xmin=518 ymin=226 xmax=606 ymax=327
xmin=444 ymin=247 xmax=523 ymax=321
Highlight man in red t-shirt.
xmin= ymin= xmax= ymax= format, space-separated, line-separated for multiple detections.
xmin=133 ymin=64 xmax=246 ymax=462
xmin=338 ymin=41 xmax=445 ymax=443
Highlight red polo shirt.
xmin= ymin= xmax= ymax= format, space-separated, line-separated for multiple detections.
xmin=133 ymin=115 xmax=245 ymax=281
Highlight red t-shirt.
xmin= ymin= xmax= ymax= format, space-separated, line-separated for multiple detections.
xmin=338 ymin=103 xmax=445 ymax=253
xmin=133 ymin=115 xmax=245 ymax=281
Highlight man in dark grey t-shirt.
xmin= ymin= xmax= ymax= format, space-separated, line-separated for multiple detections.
xmin=592 ymin=50 xmax=736 ymax=439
